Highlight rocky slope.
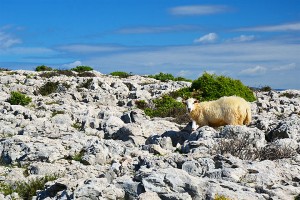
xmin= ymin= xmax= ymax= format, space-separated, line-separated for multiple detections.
xmin=0 ymin=70 xmax=299 ymax=200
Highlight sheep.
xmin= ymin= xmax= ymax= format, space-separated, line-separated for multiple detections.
xmin=184 ymin=96 xmax=251 ymax=130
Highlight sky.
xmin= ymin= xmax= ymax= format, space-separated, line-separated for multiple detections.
xmin=1 ymin=0 xmax=300 ymax=89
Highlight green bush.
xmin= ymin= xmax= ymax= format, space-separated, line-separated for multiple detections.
xmin=110 ymin=71 xmax=131 ymax=78
xmin=148 ymin=72 xmax=192 ymax=82
xmin=77 ymin=79 xmax=93 ymax=89
xmin=35 ymin=65 xmax=53 ymax=72
xmin=214 ymin=194 xmax=232 ymax=200
xmin=191 ymin=72 xmax=256 ymax=102
xmin=174 ymin=76 xmax=192 ymax=82
xmin=135 ymin=100 xmax=148 ymax=110
xmin=7 ymin=91 xmax=32 ymax=106
xmin=143 ymin=95 xmax=189 ymax=124
xmin=51 ymin=110 xmax=65 ymax=117
xmin=38 ymin=81 xmax=59 ymax=96
xmin=169 ymin=87 xmax=203 ymax=101
xmin=40 ymin=70 xmax=76 ymax=78
xmin=77 ymin=71 xmax=96 ymax=77
xmin=0 ymin=174 xmax=60 ymax=199
xmin=56 ymin=69 xmax=76 ymax=76
xmin=71 ymin=66 xmax=93 ymax=73
xmin=148 ymin=72 xmax=175 ymax=82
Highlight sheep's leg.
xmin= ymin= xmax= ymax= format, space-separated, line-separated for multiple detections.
xmin=192 ymin=120 xmax=199 ymax=131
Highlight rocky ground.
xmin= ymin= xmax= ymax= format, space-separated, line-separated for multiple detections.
xmin=0 ymin=70 xmax=299 ymax=200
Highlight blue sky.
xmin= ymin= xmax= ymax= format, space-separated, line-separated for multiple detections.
xmin=1 ymin=0 xmax=300 ymax=89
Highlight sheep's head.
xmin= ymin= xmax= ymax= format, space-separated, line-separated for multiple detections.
xmin=184 ymin=98 xmax=199 ymax=113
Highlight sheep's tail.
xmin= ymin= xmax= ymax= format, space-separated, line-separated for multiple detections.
xmin=244 ymin=105 xmax=252 ymax=125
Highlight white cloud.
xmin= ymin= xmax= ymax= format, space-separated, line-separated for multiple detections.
xmin=0 ymin=47 xmax=56 ymax=55
xmin=272 ymin=63 xmax=296 ymax=71
xmin=238 ymin=22 xmax=300 ymax=32
xmin=62 ymin=60 xmax=82 ymax=68
xmin=239 ymin=66 xmax=267 ymax=76
xmin=177 ymin=70 xmax=191 ymax=77
xmin=169 ymin=5 xmax=229 ymax=16
xmin=58 ymin=44 xmax=125 ymax=53
xmin=0 ymin=31 xmax=22 ymax=48
xmin=194 ymin=33 xmax=218 ymax=43
xmin=227 ymin=35 xmax=255 ymax=42
xmin=117 ymin=25 xmax=203 ymax=34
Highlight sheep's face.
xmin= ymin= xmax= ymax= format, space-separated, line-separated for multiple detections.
xmin=184 ymin=98 xmax=199 ymax=113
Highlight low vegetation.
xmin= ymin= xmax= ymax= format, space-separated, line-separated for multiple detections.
xmin=110 ymin=71 xmax=132 ymax=78
xmin=40 ymin=70 xmax=76 ymax=78
xmin=35 ymin=65 xmax=53 ymax=72
xmin=213 ymin=134 xmax=297 ymax=161
xmin=7 ymin=91 xmax=32 ymax=106
xmin=137 ymin=95 xmax=190 ymax=124
xmin=77 ymin=71 xmax=96 ymax=77
xmin=191 ymin=72 xmax=256 ymax=102
xmin=77 ymin=79 xmax=93 ymax=89
xmin=280 ymin=92 xmax=297 ymax=99
xmin=214 ymin=194 xmax=232 ymax=200
xmin=139 ymin=73 xmax=255 ymax=123
xmin=37 ymin=81 xmax=59 ymax=96
xmin=148 ymin=72 xmax=192 ymax=82
xmin=71 ymin=65 xmax=93 ymax=73
xmin=51 ymin=110 xmax=65 ymax=117
xmin=0 ymin=174 xmax=60 ymax=199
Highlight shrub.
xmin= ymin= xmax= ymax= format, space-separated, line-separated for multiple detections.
xmin=39 ymin=70 xmax=76 ymax=78
xmin=191 ymin=72 xmax=256 ymax=102
xmin=39 ymin=71 xmax=58 ymax=78
xmin=280 ymin=92 xmax=296 ymax=99
xmin=110 ymin=71 xmax=131 ymax=78
xmin=35 ymin=65 xmax=53 ymax=72
xmin=51 ymin=110 xmax=65 ymax=117
xmin=0 ymin=174 xmax=60 ymax=199
xmin=213 ymin=133 xmax=258 ymax=160
xmin=214 ymin=194 xmax=232 ymax=200
xmin=148 ymin=72 xmax=175 ymax=82
xmin=213 ymin=135 xmax=297 ymax=161
xmin=169 ymin=87 xmax=203 ymax=101
xmin=72 ymin=122 xmax=82 ymax=130
xmin=56 ymin=69 xmax=76 ymax=76
xmin=258 ymin=143 xmax=297 ymax=160
xmin=143 ymin=95 xmax=190 ymax=124
xmin=77 ymin=71 xmax=96 ymax=77
xmin=135 ymin=100 xmax=148 ymax=110
xmin=148 ymin=72 xmax=192 ymax=82
xmin=7 ymin=91 xmax=32 ymax=106
xmin=174 ymin=76 xmax=192 ymax=82
xmin=38 ymin=81 xmax=59 ymax=96
xmin=259 ymin=85 xmax=272 ymax=92
xmin=71 ymin=66 xmax=93 ymax=73
xmin=77 ymin=79 xmax=93 ymax=89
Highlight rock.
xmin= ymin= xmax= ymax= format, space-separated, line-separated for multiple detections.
xmin=74 ymin=178 xmax=125 ymax=199
xmin=1 ymin=71 xmax=300 ymax=200
xmin=120 ymin=179 xmax=145 ymax=199
xmin=267 ymin=114 xmax=300 ymax=141
xmin=220 ymin=125 xmax=266 ymax=148
xmin=148 ymin=144 xmax=171 ymax=156
xmin=182 ymin=160 xmax=203 ymax=177
xmin=102 ymin=116 xmax=125 ymax=138
xmin=138 ymin=191 xmax=161 ymax=200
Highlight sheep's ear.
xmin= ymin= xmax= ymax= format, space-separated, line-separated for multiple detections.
xmin=194 ymin=100 xmax=199 ymax=103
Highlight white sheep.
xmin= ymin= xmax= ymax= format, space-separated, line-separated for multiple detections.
xmin=184 ymin=96 xmax=251 ymax=130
